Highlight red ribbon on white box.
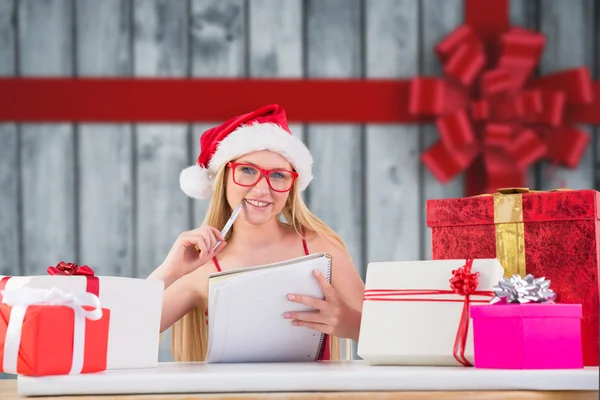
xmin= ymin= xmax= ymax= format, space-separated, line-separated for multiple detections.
xmin=0 ymin=288 xmax=103 ymax=375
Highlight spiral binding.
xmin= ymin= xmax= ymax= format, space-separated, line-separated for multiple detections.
xmin=314 ymin=253 xmax=332 ymax=361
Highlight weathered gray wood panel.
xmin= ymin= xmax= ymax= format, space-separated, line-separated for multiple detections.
xmin=365 ymin=0 xmax=420 ymax=265
xmin=190 ymin=0 xmax=246 ymax=225
xmin=0 ymin=128 xmax=17 ymax=276
xmin=306 ymin=0 xmax=364 ymax=273
xmin=510 ymin=0 xmax=539 ymax=189
xmin=538 ymin=0 xmax=595 ymax=190
xmin=249 ymin=0 xmax=305 ymax=144
xmin=420 ymin=0 xmax=464 ymax=259
xmin=510 ymin=0 xmax=538 ymax=33
xmin=76 ymin=0 xmax=134 ymax=277
xmin=191 ymin=0 xmax=247 ymax=227
xmin=0 ymin=1 xmax=17 ymax=378
xmin=134 ymin=0 xmax=189 ymax=283
xmin=0 ymin=0 xmax=14 ymax=74
xmin=18 ymin=0 xmax=76 ymax=275
xmin=249 ymin=0 xmax=302 ymax=79
xmin=0 ymin=0 xmax=18 ymax=277
xmin=249 ymin=0 xmax=305 ymax=199
xmin=133 ymin=0 xmax=190 ymax=363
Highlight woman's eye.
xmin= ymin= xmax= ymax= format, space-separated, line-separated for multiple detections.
xmin=270 ymin=172 xmax=285 ymax=180
xmin=241 ymin=167 xmax=257 ymax=174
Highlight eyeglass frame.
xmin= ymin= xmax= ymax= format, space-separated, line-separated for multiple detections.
xmin=227 ymin=161 xmax=299 ymax=193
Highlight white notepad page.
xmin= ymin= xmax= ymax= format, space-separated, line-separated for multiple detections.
xmin=205 ymin=253 xmax=332 ymax=363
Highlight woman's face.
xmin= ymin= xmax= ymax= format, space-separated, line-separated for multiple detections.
xmin=225 ymin=150 xmax=295 ymax=226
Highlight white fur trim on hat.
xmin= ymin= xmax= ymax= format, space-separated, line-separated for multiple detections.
xmin=180 ymin=123 xmax=313 ymax=199
xmin=179 ymin=164 xmax=213 ymax=199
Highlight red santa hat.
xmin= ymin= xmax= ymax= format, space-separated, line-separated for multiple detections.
xmin=180 ymin=104 xmax=313 ymax=199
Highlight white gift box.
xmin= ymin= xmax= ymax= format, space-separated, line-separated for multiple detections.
xmin=0 ymin=274 xmax=164 ymax=370
xmin=357 ymin=258 xmax=504 ymax=366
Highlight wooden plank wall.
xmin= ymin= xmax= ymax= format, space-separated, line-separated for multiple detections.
xmin=0 ymin=0 xmax=598 ymax=371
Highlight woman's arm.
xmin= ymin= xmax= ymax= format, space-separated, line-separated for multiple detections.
xmin=311 ymin=235 xmax=365 ymax=312
xmin=328 ymin=247 xmax=365 ymax=312
xmin=147 ymin=262 xmax=179 ymax=290
xmin=150 ymin=265 xmax=208 ymax=333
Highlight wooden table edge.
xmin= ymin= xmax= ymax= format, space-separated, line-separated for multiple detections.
xmin=1 ymin=381 xmax=598 ymax=400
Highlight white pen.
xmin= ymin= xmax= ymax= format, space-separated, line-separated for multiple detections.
xmin=211 ymin=203 xmax=243 ymax=252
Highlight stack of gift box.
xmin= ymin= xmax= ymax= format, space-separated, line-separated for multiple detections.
xmin=0 ymin=263 xmax=164 ymax=376
xmin=358 ymin=188 xmax=599 ymax=369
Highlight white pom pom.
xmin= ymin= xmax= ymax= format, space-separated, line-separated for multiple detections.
xmin=179 ymin=165 xmax=212 ymax=199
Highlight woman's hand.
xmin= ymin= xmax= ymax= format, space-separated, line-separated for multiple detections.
xmin=284 ymin=270 xmax=362 ymax=342
xmin=159 ymin=225 xmax=226 ymax=283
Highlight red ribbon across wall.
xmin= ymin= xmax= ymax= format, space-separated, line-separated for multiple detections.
xmin=363 ymin=259 xmax=494 ymax=366
xmin=0 ymin=0 xmax=598 ymax=195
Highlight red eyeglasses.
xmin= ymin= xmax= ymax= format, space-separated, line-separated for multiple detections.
xmin=227 ymin=162 xmax=298 ymax=192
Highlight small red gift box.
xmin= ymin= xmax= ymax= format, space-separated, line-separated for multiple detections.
xmin=0 ymin=288 xmax=110 ymax=376
xmin=426 ymin=188 xmax=599 ymax=366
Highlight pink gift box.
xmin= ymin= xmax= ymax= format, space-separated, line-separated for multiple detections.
xmin=470 ymin=303 xmax=583 ymax=369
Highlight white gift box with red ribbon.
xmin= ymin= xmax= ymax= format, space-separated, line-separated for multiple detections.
xmin=0 ymin=267 xmax=163 ymax=370
xmin=357 ymin=258 xmax=504 ymax=367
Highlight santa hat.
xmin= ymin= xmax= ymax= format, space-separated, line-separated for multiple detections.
xmin=180 ymin=104 xmax=313 ymax=199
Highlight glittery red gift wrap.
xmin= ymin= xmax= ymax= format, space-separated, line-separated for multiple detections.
xmin=426 ymin=190 xmax=600 ymax=366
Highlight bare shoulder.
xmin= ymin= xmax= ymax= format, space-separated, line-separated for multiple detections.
xmin=305 ymin=230 xmax=364 ymax=309
xmin=304 ymin=230 xmax=353 ymax=264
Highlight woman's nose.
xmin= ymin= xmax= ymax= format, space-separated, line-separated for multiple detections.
xmin=251 ymin=175 xmax=270 ymax=194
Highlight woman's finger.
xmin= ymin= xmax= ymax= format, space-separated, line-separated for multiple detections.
xmin=204 ymin=227 xmax=223 ymax=253
xmin=182 ymin=232 xmax=209 ymax=255
xmin=212 ymin=240 xmax=227 ymax=255
xmin=283 ymin=310 xmax=326 ymax=324
xmin=287 ymin=294 xmax=328 ymax=311
xmin=180 ymin=232 xmax=199 ymax=248
xmin=209 ymin=226 xmax=225 ymax=241
xmin=291 ymin=320 xmax=331 ymax=335
xmin=190 ymin=231 xmax=210 ymax=254
xmin=190 ymin=235 xmax=208 ymax=255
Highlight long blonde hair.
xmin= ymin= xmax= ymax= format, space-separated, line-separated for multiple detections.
xmin=170 ymin=164 xmax=351 ymax=362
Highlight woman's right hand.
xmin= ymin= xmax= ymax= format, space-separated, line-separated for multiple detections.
xmin=160 ymin=225 xmax=226 ymax=281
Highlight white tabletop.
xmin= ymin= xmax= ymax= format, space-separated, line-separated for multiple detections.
xmin=17 ymin=361 xmax=600 ymax=397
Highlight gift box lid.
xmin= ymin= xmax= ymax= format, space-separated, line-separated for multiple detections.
xmin=470 ymin=303 xmax=582 ymax=319
xmin=426 ymin=188 xmax=600 ymax=228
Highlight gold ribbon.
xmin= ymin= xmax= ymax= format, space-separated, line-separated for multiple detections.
xmin=477 ymin=187 xmax=571 ymax=278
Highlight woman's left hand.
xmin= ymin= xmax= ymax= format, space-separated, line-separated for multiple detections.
xmin=284 ymin=270 xmax=362 ymax=342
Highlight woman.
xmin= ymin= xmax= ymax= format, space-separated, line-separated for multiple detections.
xmin=148 ymin=104 xmax=365 ymax=362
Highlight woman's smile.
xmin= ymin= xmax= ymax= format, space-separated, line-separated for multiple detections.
xmin=244 ymin=198 xmax=272 ymax=208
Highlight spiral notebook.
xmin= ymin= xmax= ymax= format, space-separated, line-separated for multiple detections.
xmin=205 ymin=252 xmax=332 ymax=363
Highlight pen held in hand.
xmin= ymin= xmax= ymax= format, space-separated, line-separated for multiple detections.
xmin=196 ymin=203 xmax=243 ymax=254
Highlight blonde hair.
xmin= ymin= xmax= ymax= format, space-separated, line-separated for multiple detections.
xmin=170 ymin=164 xmax=351 ymax=362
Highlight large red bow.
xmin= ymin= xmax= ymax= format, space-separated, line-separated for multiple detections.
xmin=410 ymin=24 xmax=592 ymax=195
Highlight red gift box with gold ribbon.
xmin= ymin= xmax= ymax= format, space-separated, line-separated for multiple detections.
xmin=426 ymin=188 xmax=600 ymax=366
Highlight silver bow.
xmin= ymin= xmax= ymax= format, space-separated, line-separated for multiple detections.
xmin=490 ymin=274 xmax=556 ymax=304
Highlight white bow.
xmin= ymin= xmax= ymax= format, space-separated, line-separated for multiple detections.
xmin=1 ymin=287 xmax=103 ymax=375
